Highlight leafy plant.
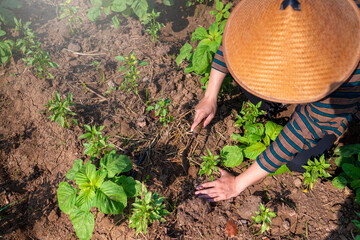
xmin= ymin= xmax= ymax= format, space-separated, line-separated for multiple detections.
xmin=87 ymin=0 xmax=148 ymax=23
xmin=15 ymin=18 xmax=59 ymax=79
xmin=79 ymin=125 xmax=115 ymax=159
xmin=0 ymin=23 xmax=14 ymax=65
xmin=176 ymin=21 xmax=225 ymax=75
xmin=186 ymin=0 xmax=212 ymax=7
xmin=252 ymin=203 xmax=276 ymax=234
xmin=91 ymin=60 xmax=105 ymax=83
xmin=209 ymin=0 xmax=231 ymax=23
xmin=57 ymin=154 xmax=139 ymax=240
xmin=353 ymin=212 xmax=360 ymax=240
xmin=231 ymin=121 xmax=283 ymax=161
xmin=141 ymin=9 xmax=164 ymax=43
xmin=234 ymin=101 xmax=266 ymax=128
xmin=58 ymin=0 xmax=83 ymax=35
xmin=303 ymin=155 xmax=331 ymax=191
xmin=129 ymin=183 xmax=170 ymax=235
xmin=146 ymin=98 xmax=173 ymax=126
xmin=115 ymin=52 xmax=148 ymax=94
xmin=0 ymin=0 xmax=22 ymax=26
xmin=331 ymin=144 xmax=360 ymax=205
xmin=45 ymin=91 xmax=78 ymax=128
xmin=199 ymin=148 xmax=220 ymax=181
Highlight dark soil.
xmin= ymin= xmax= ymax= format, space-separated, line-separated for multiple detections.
xmin=0 ymin=0 xmax=359 ymax=239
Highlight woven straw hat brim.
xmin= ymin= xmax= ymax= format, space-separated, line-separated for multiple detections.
xmin=223 ymin=0 xmax=360 ymax=104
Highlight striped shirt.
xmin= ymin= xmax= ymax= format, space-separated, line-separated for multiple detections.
xmin=212 ymin=45 xmax=360 ymax=173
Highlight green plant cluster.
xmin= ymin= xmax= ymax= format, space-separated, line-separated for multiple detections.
xmin=58 ymin=0 xmax=83 ymax=35
xmin=15 ymin=18 xmax=59 ymax=79
xmin=252 ymin=203 xmax=276 ymax=234
xmin=146 ymin=98 xmax=173 ymax=126
xmin=353 ymin=212 xmax=360 ymax=240
xmin=115 ymin=52 xmax=148 ymax=94
xmin=302 ymin=155 xmax=331 ymax=191
xmin=45 ymin=91 xmax=78 ymax=128
xmin=186 ymin=0 xmax=213 ymax=7
xmin=0 ymin=23 xmax=14 ymax=65
xmin=198 ymin=148 xmax=220 ymax=181
xmin=176 ymin=0 xmax=232 ymax=92
xmin=79 ymin=125 xmax=115 ymax=159
xmin=234 ymin=101 xmax=266 ymax=128
xmin=332 ymin=144 xmax=360 ymax=204
xmin=57 ymin=154 xmax=139 ymax=240
xmin=129 ymin=183 xmax=170 ymax=235
xmin=141 ymin=9 xmax=164 ymax=43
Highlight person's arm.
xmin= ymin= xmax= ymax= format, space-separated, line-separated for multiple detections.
xmin=191 ymin=44 xmax=230 ymax=131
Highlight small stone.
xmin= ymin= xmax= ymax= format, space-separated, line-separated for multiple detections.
xmin=294 ymin=178 xmax=302 ymax=188
xmin=67 ymin=42 xmax=81 ymax=52
xmin=282 ymin=219 xmax=290 ymax=230
xmin=240 ymin=219 xmax=248 ymax=225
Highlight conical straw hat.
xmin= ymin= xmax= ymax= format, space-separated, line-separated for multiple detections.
xmin=223 ymin=0 xmax=360 ymax=103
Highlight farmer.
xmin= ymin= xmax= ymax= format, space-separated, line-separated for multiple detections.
xmin=193 ymin=0 xmax=360 ymax=202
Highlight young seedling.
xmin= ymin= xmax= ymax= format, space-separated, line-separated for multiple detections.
xmin=79 ymin=125 xmax=115 ymax=159
xmin=58 ymin=0 xmax=83 ymax=35
xmin=141 ymin=9 xmax=164 ymax=43
xmin=90 ymin=60 xmax=105 ymax=83
xmin=209 ymin=0 xmax=232 ymax=23
xmin=129 ymin=183 xmax=170 ymax=235
xmin=186 ymin=0 xmax=213 ymax=7
xmin=45 ymin=91 xmax=77 ymax=128
xmin=234 ymin=101 xmax=266 ymax=128
xmin=57 ymin=154 xmax=139 ymax=240
xmin=15 ymin=18 xmax=59 ymax=79
xmin=198 ymin=148 xmax=220 ymax=181
xmin=353 ymin=212 xmax=360 ymax=240
xmin=303 ymin=155 xmax=331 ymax=191
xmin=252 ymin=203 xmax=276 ymax=234
xmin=115 ymin=52 xmax=148 ymax=94
xmin=146 ymin=98 xmax=173 ymax=126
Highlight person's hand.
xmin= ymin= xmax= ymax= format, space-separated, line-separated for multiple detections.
xmin=194 ymin=168 xmax=244 ymax=202
xmin=191 ymin=96 xmax=217 ymax=131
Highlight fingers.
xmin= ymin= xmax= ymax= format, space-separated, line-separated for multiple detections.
xmin=203 ymin=113 xmax=214 ymax=128
xmin=218 ymin=167 xmax=228 ymax=176
xmin=191 ymin=114 xmax=205 ymax=132
xmin=196 ymin=181 xmax=216 ymax=190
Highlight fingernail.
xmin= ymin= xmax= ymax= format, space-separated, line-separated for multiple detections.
xmin=195 ymin=185 xmax=201 ymax=189
xmin=194 ymin=191 xmax=198 ymax=195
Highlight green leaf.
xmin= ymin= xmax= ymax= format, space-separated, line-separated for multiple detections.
xmin=115 ymin=55 xmax=125 ymax=62
xmin=112 ymin=175 xmax=137 ymax=197
xmin=131 ymin=0 xmax=148 ymax=19
xmin=191 ymin=27 xmax=208 ymax=41
xmin=138 ymin=61 xmax=148 ymax=66
xmin=96 ymin=180 xmax=127 ymax=214
xmin=112 ymin=15 xmax=120 ymax=29
xmin=57 ymin=182 xmax=77 ymax=214
xmin=265 ymin=121 xmax=283 ymax=141
xmin=268 ymin=164 xmax=292 ymax=176
xmin=192 ymin=43 xmax=211 ymax=74
xmin=215 ymin=0 xmax=223 ymax=11
xmin=112 ymin=0 xmax=127 ymax=12
xmin=245 ymin=123 xmax=264 ymax=136
xmin=343 ymin=163 xmax=360 ymax=179
xmin=351 ymin=179 xmax=360 ymax=189
xmin=76 ymin=188 xmax=96 ymax=212
xmin=75 ymin=163 xmax=96 ymax=189
xmin=335 ymin=156 xmax=354 ymax=167
xmin=221 ymin=145 xmax=244 ymax=167
xmin=100 ymin=153 xmax=133 ymax=178
xmin=69 ymin=208 xmax=94 ymax=240
xmin=162 ymin=0 xmax=174 ymax=6
xmin=186 ymin=1 xmax=192 ymax=7
xmin=356 ymin=189 xmax=360 ymax=205
xmin=176 ymin=43 xmax=193 ymax=66
xmin=243 ymin=142 xmax=267 ymax=160
xmin=87 ymin=7 xmax=101 ymax=22
xmin=334 ymin=144 xmax=360 ymax=157
xmin=66 ymin=159 xmax=83 ymax=180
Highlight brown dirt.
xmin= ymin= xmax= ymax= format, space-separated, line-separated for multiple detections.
xmin=1 ymin=0 xmax=359 ymax=239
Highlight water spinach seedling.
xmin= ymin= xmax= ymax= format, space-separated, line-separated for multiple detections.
xmin=91 ymin=60 xmax=106 ymax=83
xmin=252 ymin=203 xmax=276 ymax=234
xmin=115 ymin=52 xmax=148 ymax=94
xmin=141 ymin=9 xmax=164 ymax=43
xmin=234 ymin=101 xmax=266 ymax=128
xmin=129 ymin=183 xmax=170 ymax=235
xmin=146 ymin=98 xmax=173 ymax=126
xmin=199 ymin=148 xmax=220 ymax=181
xmin=79 ymin=125 xmax=115 ymax=159
xmin=303 ymin=155 xmax=331 ymax=191
xmin=45 ymin=91 xmax=78 ymax=128
xmin=210 ymin=0 xmax=232 ymax=23
xmin=58 ymin=0 xmax=83 ymax=35
xmin=57 ymin=154 xmax=139 ymax=240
